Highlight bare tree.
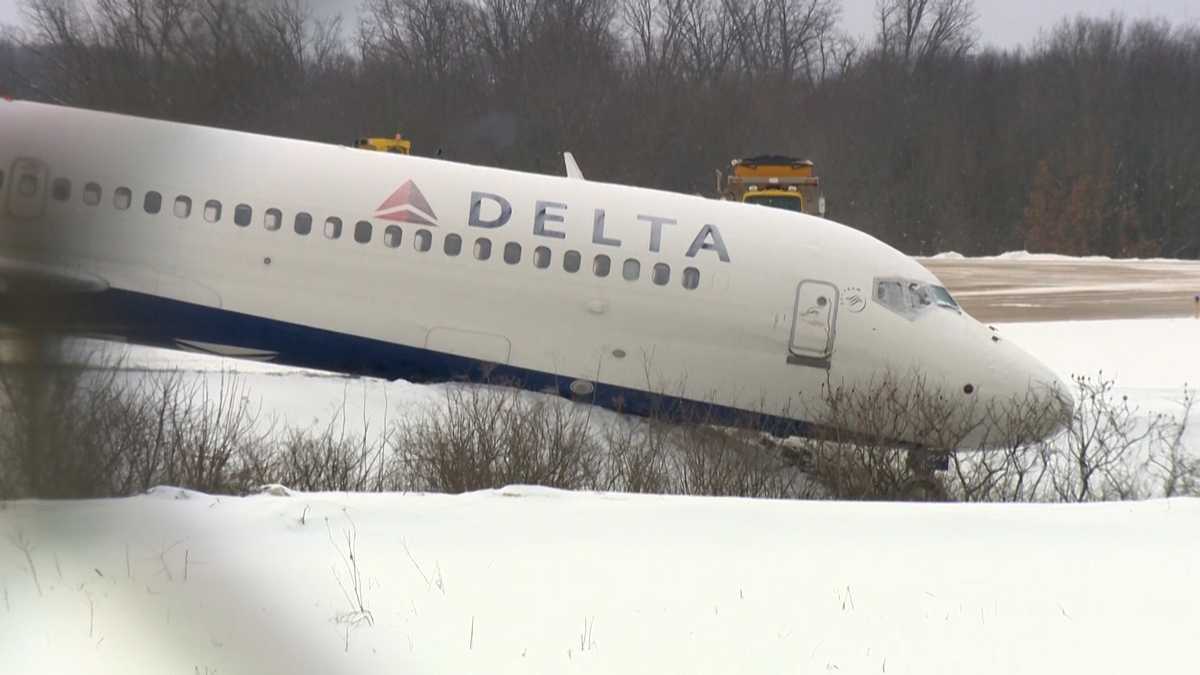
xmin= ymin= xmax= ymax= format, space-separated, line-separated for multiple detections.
xmin=875 ymin=0 xmax=976 ymax=69
xmin=722 ymin=0 xmax=842 ymax=85
xmin=7 ymin=2 xmax=1200 ymax=259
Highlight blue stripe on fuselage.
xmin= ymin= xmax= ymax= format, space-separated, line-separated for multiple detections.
xmin=4 ymin=288 xmax=810 ymax=436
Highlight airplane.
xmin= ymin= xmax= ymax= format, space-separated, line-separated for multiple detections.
xmin=0 ymin=99 xmax=1071 ymax=448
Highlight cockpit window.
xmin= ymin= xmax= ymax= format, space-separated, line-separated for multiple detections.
xmin=929 ymin=285 xmax=960 ymax=310
xmin=874 ymin=278 xmax=959 ymax=319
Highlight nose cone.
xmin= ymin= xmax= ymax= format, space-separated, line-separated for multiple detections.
xmin=1025 ymin=352 xmax=1074 ymax=438
xmin=1051 ymin=381 xmax=1076 ymax=433
xmin=979 ymin=333 xmax=1074 ymax=443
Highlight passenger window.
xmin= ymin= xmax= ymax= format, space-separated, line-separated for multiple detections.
xmin=682 ymin=267 xmax=700 ymax=290
xmin=295 ymin=212 xmax=312 ymax=235
xmin=325 ymin=217 xmax=342 ymax=239
xmin=144 ymin=191 xmax=162 ymax=214
xmin=444 ymin=233 xmax=462 ymax=256
xmin=354 ymin=220 xmax=372 ymax=244
xmin=563 ymin=250 xmax=581 ymax=273
xmin=652 ymin=262 xmax=670 ymax=286
xmin=82 ymin=183 xmax=101 ymax=206
xmin=114 ymin=187 xmax=132 ymax=210
xmin=623 ymin=258 xmax=640 ymax=281
xmin=534 ymin=246 xmax=551 ymax=269
xmin=234 ymin=204 xmax=252 ymax=227
xmin=414 ymin=229 xmax=432 ymax=252
xmin=51 ymin=178 xmax=70 ymax=202
xmin=504 ymin=242 xmax=521 ymax=265
xmin=593 ymin=255 xmax=611 ymax=277
xmin=174 ymin=195 xmax=192 ymax=218
xmin=474 ymin=238 xmax=491 ymax=260
xmin=264 ymin=208 xmax=282 ymax=231
xmin=384 ymin=225 xmax=402 ymax=248
xmin=205 ymin=200 xmax=222 ymax=222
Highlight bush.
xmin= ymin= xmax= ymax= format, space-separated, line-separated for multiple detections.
xmin=393 ymin=385 xmax=602 ymax=493
xmin=0 ymin=342 xmax=1193 ymax=503
xmin=0 ymin=343 xmax=268 ymax=498
xmin=944 ymin=375 xmax=1197 ymax=502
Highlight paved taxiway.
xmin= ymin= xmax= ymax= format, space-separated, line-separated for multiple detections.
xmin=920 ymin=256 xmax=1200 ymax=322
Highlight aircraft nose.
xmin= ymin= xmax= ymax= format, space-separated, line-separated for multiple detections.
xmin=1053 ymin=383 xmax=1076 ymax=431
xmin=1031 ymin=359 xmax=1074 ymax=437
xmin=994 ymin=336 xmax=1074 ymax=439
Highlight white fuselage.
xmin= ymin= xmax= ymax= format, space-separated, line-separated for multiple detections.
xmin=0 ymin=100 xmax=1066 ymax=444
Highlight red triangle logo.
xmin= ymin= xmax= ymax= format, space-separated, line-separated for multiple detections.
xmin=376 ymin=180 xmax=437 ymax=224
xmin=378 ymin=209 xmax=436 ymax=226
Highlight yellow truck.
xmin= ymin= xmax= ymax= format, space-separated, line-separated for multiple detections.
xmin=718 ymin=155 xmax=824 ymax=216
xmin=353 ymin=134 xmax=412 ymax=154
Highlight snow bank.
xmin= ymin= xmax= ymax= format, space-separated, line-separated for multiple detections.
xmin=2 ymin=490 xmax=1196 ymax=674
xmin=925 ymin=249 xmax=1196 ymax=263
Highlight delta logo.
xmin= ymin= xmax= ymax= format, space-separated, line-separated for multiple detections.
xmin=375 ymin=180 xmax=437 ymax=226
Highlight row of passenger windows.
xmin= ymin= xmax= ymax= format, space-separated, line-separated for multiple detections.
xmin=46 ymin=177 xmax=702 ymax=289
xmin=427 ymin=233 xmax=699 ymax=287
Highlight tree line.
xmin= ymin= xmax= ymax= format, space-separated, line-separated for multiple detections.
xmin=2 ymin=0 xmax=1199 ymax=257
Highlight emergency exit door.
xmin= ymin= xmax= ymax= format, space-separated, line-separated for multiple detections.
xmin=7 ymin=158 xmax=48 ymax=219
xmin=788 ymin=280 xmax=838 ymax=369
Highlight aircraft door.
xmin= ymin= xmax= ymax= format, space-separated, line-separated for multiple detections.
xmin=788 ymin=280 xmax=838 ymax=369
xmin=7 ymin=158 xmax=48 ymax=220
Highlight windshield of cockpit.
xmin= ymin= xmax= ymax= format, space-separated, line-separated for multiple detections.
xmin=874 ymin=277 xmax=960 ymax=319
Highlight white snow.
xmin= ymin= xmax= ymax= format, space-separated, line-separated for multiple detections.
xmin=2 ymin=489 xmax=1197 ymax=674
xmin=925 ymin=249 xmax=1192 ymax=263
xmin=3 ymin=316 xmax=1199 ymax=673
xmin=997 ymin=319 xmax=1198 ymax=392
xmin=998 ymin=318 xmax=1198 ymax=448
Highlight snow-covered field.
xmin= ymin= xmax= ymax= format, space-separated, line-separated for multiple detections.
xmin=2 ymin=313 xmax=1199 ymax=673
xmin=997 ymin=319 xmax=1199 ymax=449
xmin=2 ymin=488 xmax=1198 ymax=674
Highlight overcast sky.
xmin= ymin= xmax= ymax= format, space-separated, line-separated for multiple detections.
xmin=1 ymin=0 xmax=1196 ymax=49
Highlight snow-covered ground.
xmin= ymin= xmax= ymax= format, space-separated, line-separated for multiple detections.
xmin=997 ymin=319 xmax=1199 ymax=449
xmin=2 ymin=315 xmax=1199 ymax=673
xmin=3 ymin=488 xmax=1198 ymax=674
